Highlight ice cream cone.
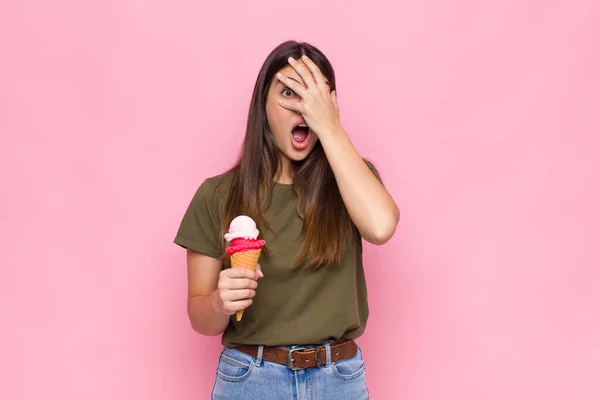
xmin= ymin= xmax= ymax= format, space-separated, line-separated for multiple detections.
xmin=230 ymin=249 xmax=261 ymax=321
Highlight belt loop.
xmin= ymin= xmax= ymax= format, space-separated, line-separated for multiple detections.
xmin=324 ymin=341 xmax=332 ymax=366
xmin=254 ymin=345 xmax=264 ymax=367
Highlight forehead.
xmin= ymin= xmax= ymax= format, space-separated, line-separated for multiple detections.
xmin=277 ymin=65 xmax=299 ymax=76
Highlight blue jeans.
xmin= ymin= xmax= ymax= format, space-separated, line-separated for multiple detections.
xmin=210 ymin=341 xmax=369 ymax=399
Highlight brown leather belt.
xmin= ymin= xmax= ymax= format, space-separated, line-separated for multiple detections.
xmin=235 ymin=339 xmax=357 ymax=370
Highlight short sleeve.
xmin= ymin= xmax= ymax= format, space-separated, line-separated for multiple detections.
xmin=173 ymin=180 xmax=223 ymax=259
xmin=364 ymin=159 xmax=384 ymax=185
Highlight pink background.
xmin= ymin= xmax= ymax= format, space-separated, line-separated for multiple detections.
xmin=2 ymin=1 xmax=600 ymax=399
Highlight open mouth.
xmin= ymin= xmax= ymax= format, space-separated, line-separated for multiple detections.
xmin=292 ymin=122 xmax=310 ymax=143
xmin=291 ymin=121 xmax=311 ymax=150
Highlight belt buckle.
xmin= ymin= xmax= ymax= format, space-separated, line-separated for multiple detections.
xmin=287 ymin=348 xmax=307 ymax=370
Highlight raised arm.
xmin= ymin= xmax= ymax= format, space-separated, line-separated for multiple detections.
xmin=319 ymin=133 xmax=399 ymax=245
xmin=276 ymin=55 xmax=399 ymax=245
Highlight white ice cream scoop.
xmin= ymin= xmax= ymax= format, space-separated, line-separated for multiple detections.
xmin=224 ymin=215 xmax=260 ymax=241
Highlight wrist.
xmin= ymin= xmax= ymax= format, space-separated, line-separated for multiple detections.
xmin=210 ymin=290 xmax=227 ymax=317
xmin=318 ymin=123 xmax=345 ymax=144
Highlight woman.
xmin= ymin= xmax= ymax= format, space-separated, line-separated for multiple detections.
xmin=174 ymin=40 xmax=399 ymax=399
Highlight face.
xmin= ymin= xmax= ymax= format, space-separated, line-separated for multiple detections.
xmin=265 ymin=64 xmax=320 ymax=167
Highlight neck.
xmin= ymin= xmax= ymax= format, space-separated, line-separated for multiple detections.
xmin=275 ymin=155 xmax=294 ymax=184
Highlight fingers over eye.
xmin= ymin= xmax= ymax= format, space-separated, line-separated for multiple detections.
xmin=277 ymin=73 xmax=306 ymax=96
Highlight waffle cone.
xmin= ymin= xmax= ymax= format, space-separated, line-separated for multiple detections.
xmin=230 ymin=249 xmax=261 ymax=321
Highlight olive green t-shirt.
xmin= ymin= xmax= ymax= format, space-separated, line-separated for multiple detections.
xmin=174 ymin=162 xmax=383 ymax=348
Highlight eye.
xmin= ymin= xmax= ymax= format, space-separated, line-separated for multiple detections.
xmin=282 ymin=88 xmax=295 ymax=97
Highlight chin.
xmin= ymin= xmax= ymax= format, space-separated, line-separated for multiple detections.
xmin=287 ymin=145 xmax=317 ymax=161
xmin=286 ymin=153 xmax=310 ymax=162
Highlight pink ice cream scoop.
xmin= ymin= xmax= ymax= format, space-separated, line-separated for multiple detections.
xmin=224 ymin=216 xmax=266 ymax=256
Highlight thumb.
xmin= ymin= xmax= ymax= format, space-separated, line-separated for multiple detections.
xmin=256 ymin=263 xmax=264 ymax=279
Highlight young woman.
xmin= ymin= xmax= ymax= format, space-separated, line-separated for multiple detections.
xmin=174 ymin=40 xmax=399 ymax=399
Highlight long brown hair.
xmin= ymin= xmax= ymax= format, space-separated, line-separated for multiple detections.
xmin=219 ymin=40 xmax=360 ymax=268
